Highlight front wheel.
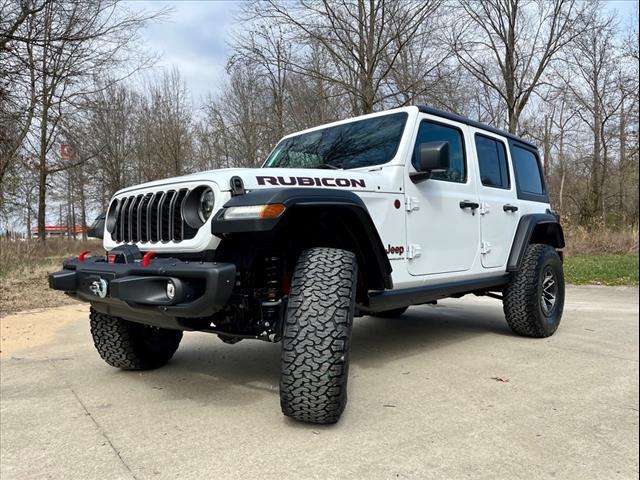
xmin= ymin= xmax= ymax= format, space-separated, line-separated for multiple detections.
xmin=279 ymin=248 xmax=357 ymax=424
xmin=89 ymin=308 xmax=183 ymax=370
xmin=503 ymin=244 xmax=565 ymax=338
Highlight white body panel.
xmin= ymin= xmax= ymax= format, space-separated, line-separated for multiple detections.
xmin=103 ymin=106 xmax=551 ymax=292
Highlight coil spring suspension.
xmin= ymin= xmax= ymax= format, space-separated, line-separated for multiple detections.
xmin=261 ymin=256 xmax=283 ymax=338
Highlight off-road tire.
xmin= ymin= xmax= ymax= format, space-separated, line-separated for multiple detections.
xmin=503 ymin=243 xmax=565 ymax=338
xmin=372 ymin=306 xmax=408 ymax=318
xmin=89 ymin=308 xmax=182 ymax=370
xmin=280 ymin=248 xmax=357 ymax=424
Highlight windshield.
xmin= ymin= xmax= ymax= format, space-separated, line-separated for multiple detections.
xmin=263 ymin=112 xmax=408 ymax=170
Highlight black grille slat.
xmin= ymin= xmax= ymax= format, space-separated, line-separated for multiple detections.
xmin=161 ymin=191 xmax=175 ymax=242
xmin=167 ymin=191 xmax=178 ymax=242
xmin=113 ymin=198 xmax=122 ymax=242
xmin=137 ymin=194 xmax=151 ymax=242
xmin=120 ymin=197 xmax=131 ymax=243
xmin=156 ymin=192 xmax=166 ymax=242
xmin=150 ymin=193 xmax=162 ymax=242
xmin=130 ymin=195 xmax=142 ymax=242
xmin=111 ymin=188 xmax=202 ymax=243
xmin=140 ymin=193 xmax=152 ymax=242
xmin=173 ymin=189 xmax=188 ymax=241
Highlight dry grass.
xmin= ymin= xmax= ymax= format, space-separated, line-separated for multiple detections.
xmin=0 ymin=238 xmax=103 ymax=278
xmin=0 ymin=238 xmax=102 ymax=316
xmin=0 ymin=264 xmax=84 ymax=316
xmin=563 ymin=225 xmax=639 ymax=256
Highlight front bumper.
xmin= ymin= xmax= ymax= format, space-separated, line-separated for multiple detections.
xmin=49 ymin=254 xmax=236 ymax=320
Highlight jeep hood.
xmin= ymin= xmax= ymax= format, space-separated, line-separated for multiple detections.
xmin=116 ymin=167 xmax=400 ymax=195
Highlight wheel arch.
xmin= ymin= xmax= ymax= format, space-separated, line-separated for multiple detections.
xmin=211 ymin=188 xmax=393 ymax=292
xmin=507 ymin=213 xmax=565 ymax=273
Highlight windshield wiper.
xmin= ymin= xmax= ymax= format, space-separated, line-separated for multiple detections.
xmin=316 ymin=163 xmax=343 ymax=170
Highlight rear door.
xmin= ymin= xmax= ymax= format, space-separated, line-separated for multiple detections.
xmin=472 ymin=130 xmax=520 ymax=268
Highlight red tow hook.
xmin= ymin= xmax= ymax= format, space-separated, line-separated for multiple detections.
xmin=78 ymin=250 xmax=92 ymax=262
xmin=142 ymin=251 xmax=157 ymax=267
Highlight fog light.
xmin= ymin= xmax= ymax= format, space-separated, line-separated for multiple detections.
xmin=166 ymin=280 xmax=176 ymax=300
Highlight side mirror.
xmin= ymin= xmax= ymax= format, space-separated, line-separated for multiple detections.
xmin=410 ymin=141 xmax=450 ymax=183
xmin=88 ymin=213 xmax=105 ymax=239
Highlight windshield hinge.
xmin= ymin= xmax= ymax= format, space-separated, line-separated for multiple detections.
xmin=405 ymin=197 xmax=420 ymax=212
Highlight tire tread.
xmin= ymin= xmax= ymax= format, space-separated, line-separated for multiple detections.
xmin=280 ymin=248 xmax=357 ymax=424
xmin=89 ymin=308 xmax=182 ymax=370
xmin=503 ymin=243 xmax=564 ymax=338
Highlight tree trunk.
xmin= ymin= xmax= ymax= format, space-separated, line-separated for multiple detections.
xmin=542 ymin=114 xmax=552 ymax=178
xmin=79 ymin=172 xmax=88 ymax=241
xmin=618 ymin=100 xmax=626 ymax=223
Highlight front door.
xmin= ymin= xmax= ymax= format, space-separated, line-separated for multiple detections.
xmin=404 ymin=116 xmax=480 ymax=276
xmin=472 ymin=130 xmax=521 ymax=268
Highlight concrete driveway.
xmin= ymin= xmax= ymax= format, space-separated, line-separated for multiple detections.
xmin=1 ymin=285 xmax=638 ymax=480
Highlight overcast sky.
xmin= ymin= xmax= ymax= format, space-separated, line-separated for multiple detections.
xmin=128 ymin=0 xmax=243 ymax=106
xmin=129 ymin=0 xmax=638 ymax=108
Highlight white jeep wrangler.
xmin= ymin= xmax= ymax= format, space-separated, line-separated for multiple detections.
xmin=50 ymin=105 xmax=565 ymax=424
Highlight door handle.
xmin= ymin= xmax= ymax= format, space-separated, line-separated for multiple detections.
xmin=459 ymin=200 xmax=479 ymax=210
xmin=503 ymin=204 xmax=519 ymax=212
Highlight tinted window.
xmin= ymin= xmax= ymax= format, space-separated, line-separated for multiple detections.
xmin=264 ymin=113 xmax=407 ymax=170
xmin=511 ymin=145 xmax=544 ymax=195
xmin=413 ymin=121 xmax=466 ymax=182
xmin=475 ymin=134 xmax=510 ymax=189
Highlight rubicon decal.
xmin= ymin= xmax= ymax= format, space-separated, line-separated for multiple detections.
xmin=385 ymin=244 xmax=405 ymax=256
xmin=257 ymin=175 xmax=366 ymax=188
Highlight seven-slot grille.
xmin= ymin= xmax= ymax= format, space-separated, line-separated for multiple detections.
xmin=111 ymin=189 xmax=199 ymax=243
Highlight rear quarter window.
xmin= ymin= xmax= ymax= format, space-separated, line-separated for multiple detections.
xmin=475 ymin=134 xmax=510 ymax=189
xmin=511 ymin=145 xmax=544 ymax=196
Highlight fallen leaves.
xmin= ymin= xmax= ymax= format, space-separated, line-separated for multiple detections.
xmin=490 ymin=376 xmax=510 ymax=383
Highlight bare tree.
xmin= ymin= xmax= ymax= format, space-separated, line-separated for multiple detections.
xmin=451 ymin=0 xmax=588 ymax=133
xmin=230 ymin=25 xmax=292 ymax=142
xmin=245 ymin=0 xmax=443 ymax=115
xmin=0 ymin=0 xmax=51 ymax=50
xmin=10 ymin=0 xmax=158 ymax=241
xmin=559 ymin=12 xmax=625 ymax=222
xmin=136 ymin=68 xmax=193 ymax=180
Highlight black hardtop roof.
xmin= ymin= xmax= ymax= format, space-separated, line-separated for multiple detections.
xmin=415 ymin=105 xmax=537 ymax=150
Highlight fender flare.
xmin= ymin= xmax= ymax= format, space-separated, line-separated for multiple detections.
xmin=211 ymin=188 xmax=393 ymax=290
xmin=507 ymin=213 xmax=565 ymax=272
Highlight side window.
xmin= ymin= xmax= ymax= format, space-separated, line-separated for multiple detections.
xmin=413 ymin=120 xmax=466 ymax=183
xmin=511 ymin=145 xmax=544 ymax=195
xmin=475 ymin=134 xmax=510 ymax=189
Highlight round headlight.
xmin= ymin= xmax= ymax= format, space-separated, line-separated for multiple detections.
xmin=105 ymin=199 xmax=119 ymax=233
xmin=182 ymin=186 xmax=215 ymax=229
xmin=198 ymin=188 xmax=215 ymax=222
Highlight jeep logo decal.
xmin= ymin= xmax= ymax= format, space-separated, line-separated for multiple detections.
xmin=257 ymin=175 xmax=366 ymax=188
xmin=385 ymin=244 xmax=405 ymax=256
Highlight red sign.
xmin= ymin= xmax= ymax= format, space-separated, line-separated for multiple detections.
xmin=60 ymin=144 xmax=75 ymax=160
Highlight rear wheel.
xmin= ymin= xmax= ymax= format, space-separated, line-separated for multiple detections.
xmin=279 ymin=248 xmax=357 ymax=424
xmin=89 ymin=308 xmax=183 ymax=370
xmin=372 ymin=306 xmax=408 ymax=318
xmin=503 ymin=244 xmax=565 ymax=338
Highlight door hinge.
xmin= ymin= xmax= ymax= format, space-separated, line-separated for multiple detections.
xmin=407 ymin=243 xmax=422 ymax=259
xmin=480 ymin=242 xmax=492 ymax=254
xmin=479 ymin=202 xmax=490 ymax=215
xmin=405 ymin=196 xmax=420 ymax=212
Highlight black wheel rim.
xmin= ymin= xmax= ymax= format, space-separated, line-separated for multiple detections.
xmin=541 ymin=266 xmax=557 ymax=315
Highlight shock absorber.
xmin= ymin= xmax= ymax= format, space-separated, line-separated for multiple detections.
xmin=261 ymin=256 xmax=282 ymax=339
